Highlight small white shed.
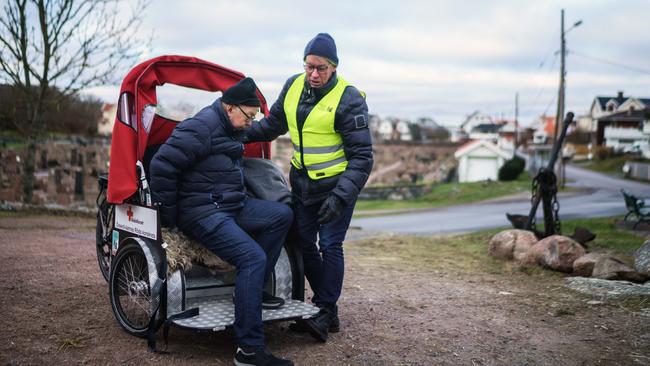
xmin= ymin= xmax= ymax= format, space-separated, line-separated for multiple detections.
xmin=454 ymin=140 xmax=511 ymax=182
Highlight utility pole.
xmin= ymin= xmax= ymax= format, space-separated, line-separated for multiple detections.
xmin=514 ymin=92 xmax=519 ymax=154
xmin=554 ymin=9 xmax=566 ymax=145
xmin=554 ymin=9 xmax=582 ymax=187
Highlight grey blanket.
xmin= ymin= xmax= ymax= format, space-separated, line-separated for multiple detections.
xmin=242 ymin=158 xmax=291 ymax=204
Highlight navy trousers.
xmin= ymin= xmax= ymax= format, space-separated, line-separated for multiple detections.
xmin=184 ymin=197 xmax=293 ymax=347
xmin=293 ymin=198 xmax=356 ymax=311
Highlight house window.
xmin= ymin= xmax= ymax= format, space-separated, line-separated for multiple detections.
xmin=606 ymin=100 xmax=617 ymax=112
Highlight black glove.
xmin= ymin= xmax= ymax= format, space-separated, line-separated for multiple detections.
xmin=317 ymin=195 xmax=346 ymax=225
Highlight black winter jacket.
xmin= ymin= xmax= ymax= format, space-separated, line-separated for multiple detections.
xmin=149 ymin=99 xmax=246 ymax=228
xmin=246 ymin=73 xmax=373 ymax=206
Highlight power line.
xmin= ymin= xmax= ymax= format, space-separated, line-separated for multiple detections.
xmin=542 ymin=93 xmax=557 ymax=117
xmin=522 ymin=52 xmax=559 ymax=116
xmin=570 ymin=50 xmax=650 ymax=75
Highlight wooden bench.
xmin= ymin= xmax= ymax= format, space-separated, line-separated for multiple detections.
xmin=621 ymin=189 xmax=650 ymax=229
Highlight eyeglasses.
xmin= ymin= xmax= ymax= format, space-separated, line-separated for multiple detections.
xmin=304 ymin=63 xmax=330 ymax=74
xmin=237 ymin=105 xmax=256 ymax=121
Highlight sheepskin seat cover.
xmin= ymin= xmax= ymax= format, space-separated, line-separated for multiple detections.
xmin=162 ymin=228 xmax=235 ymax=273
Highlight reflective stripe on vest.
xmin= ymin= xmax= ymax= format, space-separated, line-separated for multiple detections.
xmin=284 ymin=74 xmax=350 ymax=180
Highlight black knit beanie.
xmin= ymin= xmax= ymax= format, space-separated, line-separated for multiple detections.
xmin=304 ymin=33 xmax=338 ymax=65
xmin=221 ymin=77 xmax=261 ymax=106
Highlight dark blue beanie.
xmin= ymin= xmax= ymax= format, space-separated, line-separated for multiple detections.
xmin=221 ymin=77 xmax=260 ymax=106
xmin=304 ymin=33 xmax=338 ymax=65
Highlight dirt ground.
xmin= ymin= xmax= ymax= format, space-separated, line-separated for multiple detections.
xmin=1 ymin=214 xmax=649 ymax=366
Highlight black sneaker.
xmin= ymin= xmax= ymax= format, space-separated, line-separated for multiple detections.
xmin=231 ymin=292 xmax=286 ymax=310
xmin=289 ymin=314 xmax=340 ymax=333
xmin=329 ymin=314 xmax=340 ymax=333
xmin=262 ymin=291 xmax=285 ymax=310
xmin=302 ymin=308 xmax=332 ymax=342
xmin=234 ymin=346 xmax=293 ymax=366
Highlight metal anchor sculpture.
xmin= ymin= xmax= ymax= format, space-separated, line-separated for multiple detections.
xmin=524 ymin=112 xmax=574 ymax=238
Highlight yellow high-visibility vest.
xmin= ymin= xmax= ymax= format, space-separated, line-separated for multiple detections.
xmin=284 ymin=74 xmax=350 ymax=180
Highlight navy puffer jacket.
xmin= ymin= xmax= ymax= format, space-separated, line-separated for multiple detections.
xmin=245 ymin=73 xmax=373 ymax=206
xmin=149 ymin=99 xmax=246 ymax=228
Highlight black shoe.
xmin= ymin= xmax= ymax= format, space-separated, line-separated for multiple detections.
xmin=302 ymin=308 xmax=332 ymax=342
xmin=262 ymin=291 xmax=285 ymax=310
xmin=329 ymin=314 xmax=340 ymax=333
xmin=232 ymin=292 xmax=286 ymax=310
xmin=234 ymin=346 xmax=293 ymax=366
xmin=289 ymin=314 xmax=340 ymax=333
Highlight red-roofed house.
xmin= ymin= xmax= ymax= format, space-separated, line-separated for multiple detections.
xmin=532 ymin=115 xmax=556 ymax=144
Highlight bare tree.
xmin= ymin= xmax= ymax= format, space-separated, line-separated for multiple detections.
xmin=0 ymin=0 xmax=149 ymax=203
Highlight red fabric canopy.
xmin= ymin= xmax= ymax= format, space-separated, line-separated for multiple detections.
xmin=107 ymin=55 xmax=271 ymax=204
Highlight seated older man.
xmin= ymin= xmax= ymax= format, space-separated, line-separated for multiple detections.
xmin=150 ymin=77 xmax=294 ymax=366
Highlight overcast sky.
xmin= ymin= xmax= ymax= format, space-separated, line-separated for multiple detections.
xmin=85 ymin=0 xmax=650 ymax=126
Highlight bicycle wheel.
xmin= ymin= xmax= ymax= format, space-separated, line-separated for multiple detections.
xmin=109 ymin=242 xmax=154 ymax=338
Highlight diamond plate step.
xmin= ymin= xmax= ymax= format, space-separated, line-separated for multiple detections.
xmin=172 ymin=296 xmax=319 ymax=331
xmin=185 ymin=275 xmax=233 ymax=289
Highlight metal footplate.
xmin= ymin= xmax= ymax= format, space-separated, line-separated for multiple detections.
xmin=172 ymin=296 xmax=319 ymax=331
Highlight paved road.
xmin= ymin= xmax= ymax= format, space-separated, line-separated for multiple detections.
xmin=350 ymin=165 xmax=650 ymax=236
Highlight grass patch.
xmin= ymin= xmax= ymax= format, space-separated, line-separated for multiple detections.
xmin=356 ymin=173 xmax=531 ymax=212
xmin=575 ymin=156 xmax=647 ymax=175
xmin=349 ymin=229 xmax=564 ymax=283
xmin=350 ymin=216 xmax=646 ymax=276
xmin=0 ymin=210 xmax=27 ymax=218
xmin=0 ymin=130 xmax=26 ymax=149
xmin=561 ymin=216 xmax=646 ymax=254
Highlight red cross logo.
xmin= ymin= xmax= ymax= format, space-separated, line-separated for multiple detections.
xmin=127 ymin=206 xmax=134 ymax=222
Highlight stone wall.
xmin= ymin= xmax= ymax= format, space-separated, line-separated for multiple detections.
xmin=358 ymin=184 xmax=430 ymax=200
xmin=0 ymin=138 xmax=111 ymax=207
xmin=270 ymin=139 xmax=459 ymax=186
xmin=1 ymin=138 xmax=459 ymax=208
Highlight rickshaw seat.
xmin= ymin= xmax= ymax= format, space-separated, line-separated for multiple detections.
xmin=163 ymin=227 xmax=235 ymax=273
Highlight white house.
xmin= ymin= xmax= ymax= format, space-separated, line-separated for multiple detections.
xmin=530 ymin=115 xmax=555 ymax=144
xmin=97 ymin=103 xmax=117 ymax=136
xmin=589 ymin=91 xmax=650 ymax=124
xmin=460 ymin=111 xmax=494 ymax=132
xmin=395 ymin=120 xmax=412 ymax=141
xmin=589 ymin=91 xmax=650 ymax=156
xmin=454 ymin=140 xmax=511 ymax=182
xmin=497 ymin=120 xmax=518 ymax=153
xmin=449 ymin=127 xmax=468 ymax=143
xmin=468 ymin=123 xmax=501 ymax=142
xmin=599 ymin=109 xmax=650 ymax=157
xmin=377 ymin=119 xmax=394 ymax=141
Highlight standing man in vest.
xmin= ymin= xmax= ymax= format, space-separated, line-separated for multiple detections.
xmin=245 ymin=33 xmax=373 ymax=342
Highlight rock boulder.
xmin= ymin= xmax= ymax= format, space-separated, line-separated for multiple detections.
xmin=573 ymin=252 xmax=609 ymax=277
xmin=634 ymin=240 xmax=650 ymax=277
xmin=524 ymin=235 xmax=586 ymax=273
xmin=488 ymin=229 xmax=538 ymax=260
xmin=592 ymin=256 xmax=647 ymax=283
